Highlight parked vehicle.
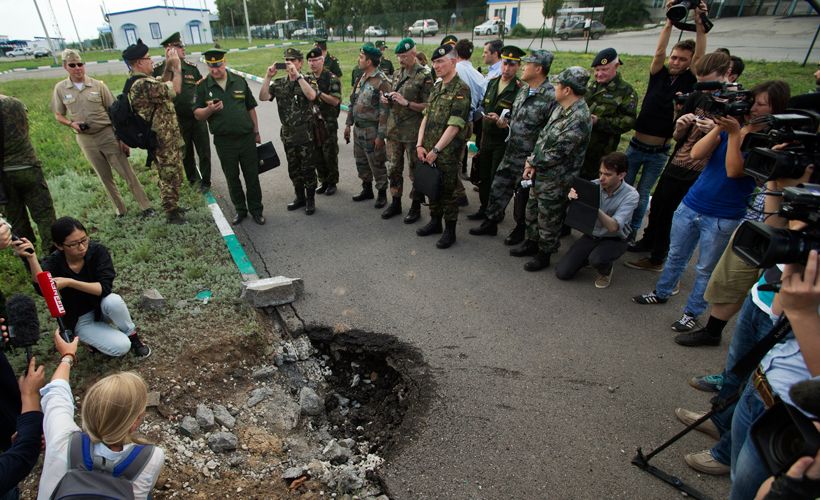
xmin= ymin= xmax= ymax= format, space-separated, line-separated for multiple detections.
xmin=364 ymin=25 xmax=388 ymax=37
xmin=557 ymin=20 xmax=606 ymax=40
xmin=407 ymin=19 xmax=439 ymax=36
xmin=473 ymin=19 xmax=506 ymax=36
xmin=7 ymin=47 xmax=32 ymax=57
xmin=34 ymin=48 xmax=51 ymax=58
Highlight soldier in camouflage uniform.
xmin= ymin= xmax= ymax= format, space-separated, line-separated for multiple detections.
xmin=153 ymin=32 xmax=212 ymax=191
xmin=468 ymin=45 xmax=525 ymax=221
xmin=375 ymin=41 xmax=395 ymax=78
xmin=379 ymin=37 xmax=433 ymax=223
xmin=306 ymin=47 xmax=342 ymax=196
xmin=512 ymin=67 xmax=592 ymax=271
xmin=469 ymin=50 xmax=556 ymax=246
xmin=415 ymin=44 xmax=471 ymax=249
xmin=344 ymin=44 xmax=392 ymax=208
xmin=315 ymin=39 xmax=342 ymax=79
xmin=579 ymin=48 xmax=638 ymax=180
xmin=122 ymin=39 xmax=185 ymax=224
xmin=260 ymin=48 xmax=321 ymax=215
xmin=0 ymin=94 xmax=57 ymax=253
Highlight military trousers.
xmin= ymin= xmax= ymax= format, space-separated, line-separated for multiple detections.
xmin=284 ymin=139 xmax=318 ymax=192
xmin=477 ymin=142 xmax=506 ymax=209
xmin=152 ymin=142 xmax=183 ymax=214
xmin=524 ymin=173 xmax=572 ymax=254
xmin=76 ymin=127 xmax=151 ymax=216
xmin=0 ymin=166 xmax=57 ymax=252
xmin=178 ymin=115 xmax=212 ymax=188
xmin=316 ymin=124 xmax=339 ymax=185
xmin=214 ymin=134 xmax=263 ymax=217
xmin=386 ymin=139 xmax=422 ymax=200
xmin=353 ymin=126 xmax=388 ymax=190
xmin=428 ymin=154 xmax=460 ymax=222
xmin=485 ymin=154 xmax=527 ymax=223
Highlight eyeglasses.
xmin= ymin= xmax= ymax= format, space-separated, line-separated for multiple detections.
xmin=67 ymin=62 xmax=84 ymax=68
xmin=63 ymin=236 xmax=89 ymax=249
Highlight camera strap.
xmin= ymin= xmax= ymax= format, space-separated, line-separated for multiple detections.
xmin=672 ymin=12 xmax=714 ymax=33
xmin=729 ymin=314 xmax=791 ymax=379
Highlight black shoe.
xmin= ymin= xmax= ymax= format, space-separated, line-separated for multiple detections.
xmin=231 ymin=213 xmax=246 ymax=225
xmin=504 ymin=224 xmax=526 ymax=246
xmin=466 ymin=207 xmax=486 ymax=221
xmin=381 ymin=197 xmax=402 ymax=219
xmin=325 ymin=184 xmax=337 ymax=196
xmin=199 ymin=183 xmax=211 ymax=194
xmin=252 ymin=214 xmax=266 ymax=225
xmin=404 ymin=200 xmax=422 ymax=224
xmin=469 ymin=219 xmax=497 ymax=236
xmin=510 ymin=240 xmax=538 ymax=257
xmin=436 ymin=220 xmax=457 ymax=249
xmin=457 ymin=196 xmax=469 ymax=207
xmin=166 ymin=209 xmax=187 ymax=225
xmin=674 ymin=328 xmax=722 ymax=347
xmin=353 ymin=183 xmax=374 ymax=201
xmin=628 ymin=238 xmax=651 ymax=253
xmin=129 ymin=333 xmax=152 ymax=358
xmin=287 ymin=189 xmax=306 ymax=211
xmin=524 ymin=251 xmax=551 ymax=271
xmin=375 ymin=189 xmax=387 ymax=209
xmin=416 ymin=217 xmax=443 ymax=236
xmin=316 ymin=183 xmax=328 ymax=194
xmin=140 ymin=208 xmax=157 ymax=218
xmin=305 ymin=195 xmax=315 ymax=215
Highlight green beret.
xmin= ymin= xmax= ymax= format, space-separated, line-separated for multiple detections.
xmin=160 ymin=32 xmax=182 ymax=47
xmin=203 ymin=48 xmax=227 ymax=64
xmin=395 ymin=38 xmax=415 ymax=54
xmin=440 ymin=35 xmax=458 ymax=46
xmin=284 ymin=47 xmax=303 ymax=60
xmin=122 ymin=39 xmax=149 ymax=61
xmin=361 ymin=43 xmax=381 ymax=60
xmin=431 ymin=44 xmax=454 ymax=61
xmin=500 ymin=45 xmax=525 ymax=62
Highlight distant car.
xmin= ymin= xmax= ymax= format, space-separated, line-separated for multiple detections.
xmin=7 ymin=48 xmax=31 ymax=57
xmin=557 ymin=20 xmax=606 ymax=40
xmin=364 ymin=25 xmax=388 ymax=37
xmin=473 ymin=19 xmax=506 ymax=36
xmin=34 ymin=48 xmax=51 ymax=58
xmin=407 ymin=19 xmax=439 ymax=37
xmin=291 ymin=27 xmax=315 ymax=39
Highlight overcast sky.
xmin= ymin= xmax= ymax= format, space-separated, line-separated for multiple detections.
xmin=0 ymin=0 xmax=217 ymax=42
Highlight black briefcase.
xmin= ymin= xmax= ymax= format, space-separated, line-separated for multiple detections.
xmin=257 ymin=142 xmax=281 ymax=173
xmin=413 ymin=161 xmax=443 ymax=202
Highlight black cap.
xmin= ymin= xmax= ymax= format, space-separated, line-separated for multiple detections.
xmin=306 ymin=47 xmax=323 ymax=59
xmin=431 ymin=44 xmax=454 ymax=61
xmin=122 ymin=39 xmax=149 ymax=62
xmin=591 ymin=47 xmax=621 ymax=67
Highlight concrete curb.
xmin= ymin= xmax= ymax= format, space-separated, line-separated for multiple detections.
xmin=204 ymin=191 xmax=258 ymax=281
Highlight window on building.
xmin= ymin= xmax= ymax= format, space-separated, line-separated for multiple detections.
xmin=150 ymin=22 xmax=162 ymax=39
xmin=652 ymin=0 xmax=665 ymax=7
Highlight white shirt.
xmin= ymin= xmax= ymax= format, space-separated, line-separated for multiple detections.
xmin=485 ymin=61 xmax=502 ymax=81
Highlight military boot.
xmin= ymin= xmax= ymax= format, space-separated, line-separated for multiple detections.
xmin=466 ymin=206 xmax=486 ymax=221
xmin=504 ymin=223 xmax=526 ymax=246
xmin=524 ymin=251 xmax=551 ymax=272
xmin=469 ymin=219 xmax=497 ymax=236
xmin=166 ymin=209 xmax=187 ymax=225
xmin=352 ymin=182 xmax=374 ymax=201
xmin=375 ymin=189 xmax=388 ymax=209
xmin=305 ymin=192 xmax=316 ymax=215
xmin=416 ymin=217 xmax=443 ymax=236
xmin=325 ymin=184 xmax=337 ymax=196
xmin=287 ymin=188 xmax=306 ymax=211
xmin=510 ymin=239 xmax=538 ymax=257
xmin=381 ymin=197 xmax=402 ymax=219
xmin=436 ymin=221 xmax=457 ymax=249
xmin=404 ymin=200 xmax=422 ymax=224
xmin=315 ymin=183 xmax=328 ymax=194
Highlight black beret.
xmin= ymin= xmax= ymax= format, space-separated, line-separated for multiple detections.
xmin=591 ymin=47 xmax=621 ymax=67
xmin=306 ymin=47 xmax=323 ymax=59
xmin=122 ymin=39 xmax=149 ymax=61
xmin=431 ymin=44 xmax=454 ymax=61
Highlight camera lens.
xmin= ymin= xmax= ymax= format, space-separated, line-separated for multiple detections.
xmin=764 ymin=425 xmax=806 ymax=472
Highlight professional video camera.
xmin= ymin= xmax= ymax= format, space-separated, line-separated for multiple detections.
xmin=741 ymin=111 xmax=820 ymax=184
xmin=691 ymin=81 xmax=754 ymax=117
xmin=666 ymin=0 xmax=714 ymax=33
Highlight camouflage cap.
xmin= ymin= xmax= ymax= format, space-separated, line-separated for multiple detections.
xmin=591 ymin=47 xmax=621 ymax=67
xmin=500 ymin=45 xmax=525 ymax=62
xmin=306 ymin=47 xmax=323 ymax=59
xmin=395 ymin=38 xmax=415 ymax=54
xmin=520 ymin=49 xmax=554 ymax=73
xmin=440 ymin=35 xmax=458 ymax=46
xmin=284 ymin=47 xmax=304 ymax=60
xmin=551 ymin=66 xmax=590 ymax=95
xmin=361 ymin=43 xmax=381 ymax=60
xmin=122 ymin=39 xmax=149 ymax=61
xmin=61 ymin=48 xmax=82 ymax=63
xmin=203 ymin=48 xmax=227 ymax=65
xmin=160 ymin=31 xmax=182 ymax=47
xmin=431 ymin=44 xmax=455 ymax=61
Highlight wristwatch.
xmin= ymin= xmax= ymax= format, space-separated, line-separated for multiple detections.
xmin=431 ymin=146 xmax=440 ymax=155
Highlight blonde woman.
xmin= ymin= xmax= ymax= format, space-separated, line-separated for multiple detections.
xmin=37 ymin=331 xmax=165 ymax=499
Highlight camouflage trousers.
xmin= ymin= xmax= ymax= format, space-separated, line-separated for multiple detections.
xmin=152 ymin=145 xmax=183 ymax=214
xmin=428 ymin=152 xmax=461 ymax=222
xmin=0 ymin=166 xmax=57 ymax=253
xmin=353 ymin=126 xmax=388 ymax=190
xmin=525 ymin=173 xmax=572 ymax=254
xmin=485 ymin=154 xmax=527 ymax=222
xmin=285 ymin=140 xmax=318 ymax=191
xmin=386 ymin=139 xmax=421 ymax=200
xmin=316 ymin=124 xmax=339 ymax=185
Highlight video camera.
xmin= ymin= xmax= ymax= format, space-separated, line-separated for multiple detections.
xmin=666 ymin=0 xmax=714 ymax=33
xmin=741 ymin=110 xmax=820 ymax=184
xmin=691 ymin=81 xmax=754 ymax=117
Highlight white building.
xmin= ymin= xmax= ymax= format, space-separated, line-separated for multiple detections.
xmin=31 ymin=36 xmax=65 ymax=51
xmin=485 ymin=0 xmax=584 ymax=30
xmin=106 ymin=5 xmax=215 ymax=50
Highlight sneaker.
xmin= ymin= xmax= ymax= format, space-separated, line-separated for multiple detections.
xmin=675 ymin=328 xmax=721 ymax=347
xmin=632 ymin=291 xmax=668 ymax=305
xmin=671 ymin=313 xmax=701 ymax=333
xmin=684 ymin=450 xmax=730 ymax=476
xmin=675 ymin=408 xmax=720 ymax=440
xmin=594 ymin=270 xmax=612 ymax=289
xmin=624 ymin=257 xmax=663 ymax=272
xmin=129 ymin=334 xmax=152 ymax=359
xmin=671 ymin=283 xmax=680 ymax=296
xmin=689 ymin=374 xmax=723 ymax=393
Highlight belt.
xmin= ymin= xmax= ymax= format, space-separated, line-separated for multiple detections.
xmin=354 ymin=120 xmax=378 ymax=129
xmin=629 ymin=137 xmax=670 ymax=154
xmin=753 ymin=367 xmax=777 ymax=409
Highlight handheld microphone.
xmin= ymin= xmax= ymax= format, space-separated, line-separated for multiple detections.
xmin=36 ymin=271 xmax=72 ymax=342
xmin=6 ymin=294 xmax=41 ymax=365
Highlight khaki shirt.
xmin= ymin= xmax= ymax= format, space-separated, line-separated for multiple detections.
xmin=50 ymin=77 xmax=116 ymax=134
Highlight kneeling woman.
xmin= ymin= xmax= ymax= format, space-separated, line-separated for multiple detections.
xmin=14 ymin=216 xmax=151 ymax=358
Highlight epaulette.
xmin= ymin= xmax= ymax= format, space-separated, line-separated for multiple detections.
xmin=195 ymin=77 xmax=206 ymax=85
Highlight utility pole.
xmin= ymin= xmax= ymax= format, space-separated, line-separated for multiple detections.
xmin=65 ymin=0 xmax=84 ymax=51
xmin=32 ymin=0 xmax=59 ymax=65
xmin=242 ymin=0 xmax=251 ymax=43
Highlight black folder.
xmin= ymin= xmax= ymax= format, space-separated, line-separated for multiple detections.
xmin=564 ymin=176 xmax=600 ymax=236
xmin=257 ymin=142 xmax=280 ymax=173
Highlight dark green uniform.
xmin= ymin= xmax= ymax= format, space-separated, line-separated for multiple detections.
xmin=379 ymin=58 xmax=395 ymax=78
xmin=580 ymin=72 xmax=638 ymax=180
xmin=153 ymin=59 xmax=212 ymax=188
xmin=324 ymin=54 xmax=342 ymax=78
xmin=312 ymin=69 xmax=342 ymax=186
xmin=194 ymin=72 xmax=263 ymax=218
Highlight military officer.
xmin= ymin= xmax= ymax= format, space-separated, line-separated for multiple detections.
xmin=153 ymin=32 xmax=212 ymax=192
xmin=469 ymin=49 xmax=556 ymax=245
xmin=512 ymin=67 xmax=592 ymax=271
xmin=194 ymin=49 xmax=264 ymax=224
xmin=51 ymin=49 xmax=153 ymax=218
xmin=259 ymin=48 xmax=321 ymax=215
xmin=580 ymin=48 xmax=638 ymax=180
xmin=315 ymin=39 xmax=342 ymax=78
xmin=379 ymin=37 xmax=433 ymax=222
xmin=468 ymin=45 xmax=524 ymax=221
xmin=344 ymin=43 xmax=391 ymax=208
xmin=415 ymin=44 xmax=471 ymax=249
xmin=306 ymin=47 xmax=342 ymax=196
xmin=122 ymin=39 xmax=185 ymax=224
xmin=375 ymin=40 xmax=395 ymax=78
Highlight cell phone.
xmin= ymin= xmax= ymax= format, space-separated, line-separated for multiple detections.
xmin=78 ymin=123 xmax=90 ymax=131
xmin=212 ymin=98 xmax=221 ymax=104
xmin=275 ymin=62 xmax=287 ymax=70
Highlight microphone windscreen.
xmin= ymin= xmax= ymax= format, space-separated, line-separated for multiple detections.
xmin=789 ymin=379 xmax=820 ymax=419
xmin=36 ymin=271 xmax=65 ymax=319
xmin=6 ymin=294 xmax=41 ymax=348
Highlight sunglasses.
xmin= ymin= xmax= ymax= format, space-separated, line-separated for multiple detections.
xmin=67 ymin=62 xmax=84 ymax=68
xmin=206 ymin=61 xmax=224 ymax=68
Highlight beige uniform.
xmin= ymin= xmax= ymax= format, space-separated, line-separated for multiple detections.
xmin=51 ymin=77 xmax=151 ymax=215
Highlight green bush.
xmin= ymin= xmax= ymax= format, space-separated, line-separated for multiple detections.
xmin=509 ymin=24 xmax=532 ymax=38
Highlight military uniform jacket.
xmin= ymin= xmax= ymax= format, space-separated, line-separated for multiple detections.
xmin=385 ymin=63 xmax=433 ymax=143
xmin=128 ymin=72 xmax=181 ymax=146
xmin=505 ymin=80 xmax=557 ymax=162
xmin=194 ymin=71 xmax=257 ymax=138
xmin=481 ymin=75 xmax=524 ymax=147
xmin=527 ymin=98 xmax=591 ymax=179
xmin=379 ymin=58 xmax=395 ymax=78
xmin=152 ymin=60 xmax=202 ymax=119
xmin=266 ymin=75 xmax=319 ymax=145
xmin=346 ymin=69 xmax=391 ymax=140
xmin=421 ymin=75 xmax=471 ymax=160
xmin=0 ymin=95 xmax=40 ymax=169
xmin=50 ymin=76 xmax=116 ymax=135
xmin=585 ymin=72 xmax=638 ymax=153
xmin=324 ymin=54 xmax=342 ymax=78
xmin=313 ymin=69 xmax=342 ymax=127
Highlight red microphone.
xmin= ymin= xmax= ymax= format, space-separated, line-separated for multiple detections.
xmin=36 ymin=271 xmax=72 ymax=342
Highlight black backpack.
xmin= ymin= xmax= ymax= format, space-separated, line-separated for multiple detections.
xmin=109 ymin=75 xmax=158 ymax=153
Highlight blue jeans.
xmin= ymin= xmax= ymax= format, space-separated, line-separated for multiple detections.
xmin=729 ymin=382 xmax=769 ymax=500
xmin=624 ymin=143 xmax=669 ymax=236
xmin=655 ymin=203 xmax=740 ymax=316
xmin=75 ymin=293 xmax=135 ymax=357
xmin=709 ymin=295 xmax=777 ymax=464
